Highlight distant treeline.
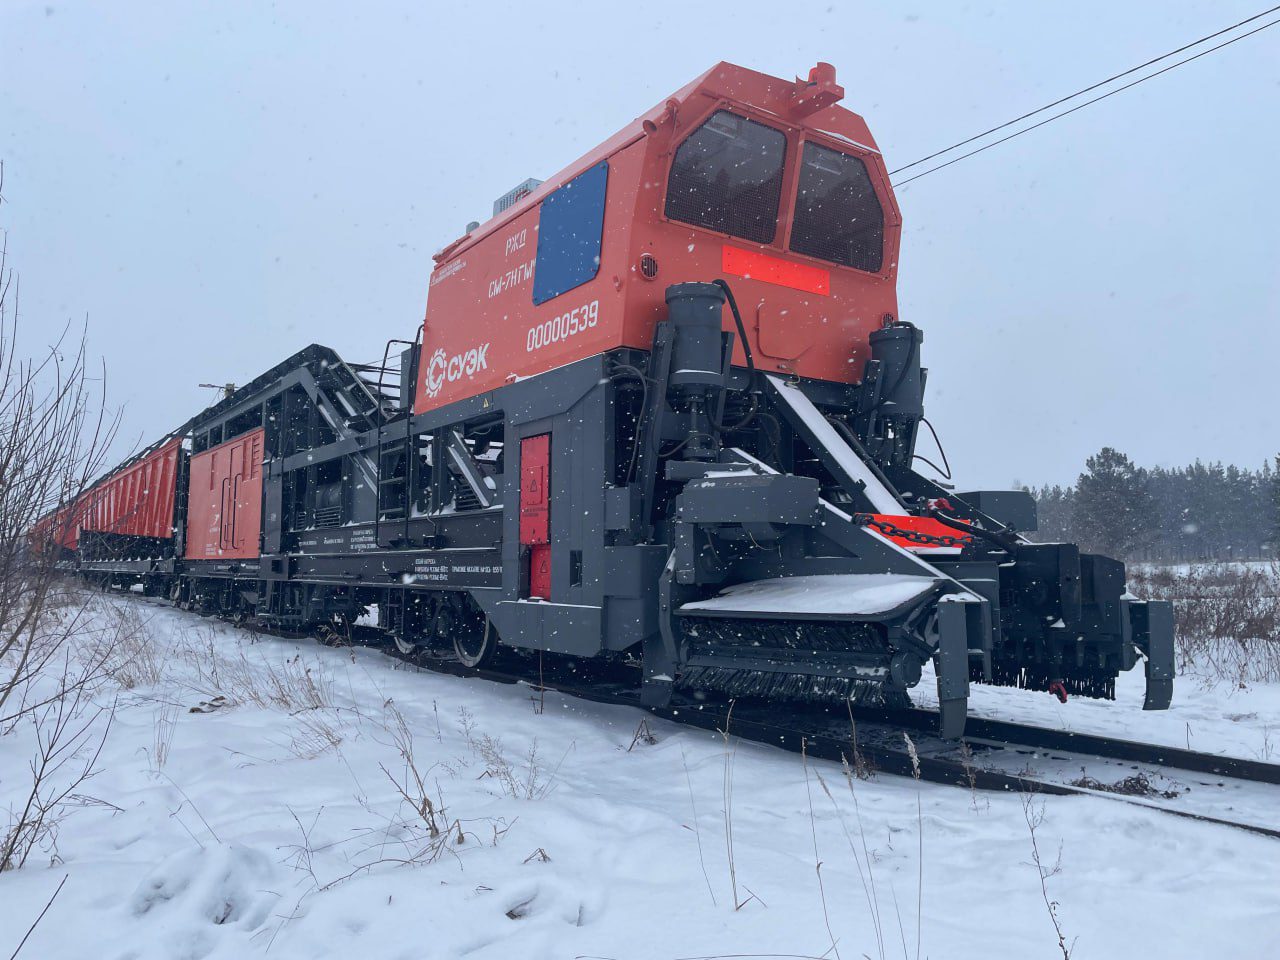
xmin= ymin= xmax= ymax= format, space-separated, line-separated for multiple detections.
xmin=1026 ymin=448 xmax=1280 ymax=562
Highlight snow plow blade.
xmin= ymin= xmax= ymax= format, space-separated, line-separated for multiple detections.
xmin=1133 ymin=600 xmax=1175 ymax=710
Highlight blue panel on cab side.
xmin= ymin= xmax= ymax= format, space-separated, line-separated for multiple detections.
xmin=532 ymin=161 xmax=609 ymax=306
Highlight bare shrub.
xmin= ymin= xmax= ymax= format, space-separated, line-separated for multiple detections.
xmin=274 ymin=701 xmax=512 ymax=936
xmin=225 ymin=651 xmax=335 ymax=712
xmin=1129 ymin=562 xmax=1280 ymax=682
xmin=0 ymin=168 xmax=125 ymax=874
xmin=172 ymin=623 xmax=223 ymax=692
xmin=457 ymin=705 xmax=560 ymax=800
xmin=1 ymin=652 xmax=117 ymax=871
xmin=379 ymin=703 xmax=452 ymax=842
xmin=0 ymin=595 xmax=134 ymax=875
xmin=1 ymin=167 xmax=117 ymax=720
xmin=288 ymin=711 xmax=345 ymax=759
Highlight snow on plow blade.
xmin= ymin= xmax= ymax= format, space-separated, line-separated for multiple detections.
xmin=681 ymin=573 xmax=940 ymax=619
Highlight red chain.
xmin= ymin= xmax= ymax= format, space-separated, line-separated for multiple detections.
xmin=850 ymin=513 xmax=971 ymax=549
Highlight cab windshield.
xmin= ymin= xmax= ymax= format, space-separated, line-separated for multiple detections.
xmin=664 ymin=110 xmax=787 ymax=245
xmin=789 ymin=141 xmax=884 ymax=272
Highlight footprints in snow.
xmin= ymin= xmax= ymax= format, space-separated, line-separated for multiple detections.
xmin=124 ymin=843 xmax=281 ymax=959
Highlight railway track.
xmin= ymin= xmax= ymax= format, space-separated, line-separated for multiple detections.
xmin=129 ymin=592 xmax=1280 ymax=841
xmin=433 ymin=655 xmax=1280 ymax=841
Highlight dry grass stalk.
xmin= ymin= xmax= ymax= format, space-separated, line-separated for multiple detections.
xmin=801 ymin=738 xmax=841 ymax=960
xmin=680 ymin=747 xmax=717 ymax=908
xmin=150 ymin=704 xmax=178 ymax=773
xmin=1021 ymin=793 xmax=1075 ymax=960
xmin=716 ymin=701 xmax=762 ymax=912
xmin=627 ymin=717 xmax=656 ymax=751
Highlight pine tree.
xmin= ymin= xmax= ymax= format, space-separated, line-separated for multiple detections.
xmin=1028 ymin=483 xmax=1072 ymax=542
xmin=1071 ymin=447 xmax=1156 ymax=559
xmin=1271 ymin=454 xmax=1280 ymax=554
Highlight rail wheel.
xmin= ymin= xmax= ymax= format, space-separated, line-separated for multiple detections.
xmin=392 ymin=631 xmax=420 ymax=657
xmin=453 ymin=616 xmax=497 ymax=669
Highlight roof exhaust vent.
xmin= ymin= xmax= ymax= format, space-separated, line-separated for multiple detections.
xmin=493 ymin=177 xmax=543 ymax=216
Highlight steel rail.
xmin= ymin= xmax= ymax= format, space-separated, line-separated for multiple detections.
xmin=848 ymin=705 xmax=1280 ymax=785
xmin=126 ymin=594 xmax=1280 ymax=840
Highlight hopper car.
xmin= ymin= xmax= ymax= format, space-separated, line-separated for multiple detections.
xmin=35 ymin=61 xmax=1174 ymax=736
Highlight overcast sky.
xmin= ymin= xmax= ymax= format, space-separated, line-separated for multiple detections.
xmin=2 ymin=0 xmax=1277 ymax=488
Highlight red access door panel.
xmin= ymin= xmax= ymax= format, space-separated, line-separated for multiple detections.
xmin=184 ymin=428 xmax=265 ymax=560
xmin=519 ymin=434 xmax=551 ymax=598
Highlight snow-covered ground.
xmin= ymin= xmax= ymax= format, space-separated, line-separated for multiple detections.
xmin=2 ymin=594 xmax=1277 ymax=960
xmin=913 ymin=656 xmax=1280 ymax=765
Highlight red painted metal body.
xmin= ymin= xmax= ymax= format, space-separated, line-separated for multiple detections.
xmin=81 ymin=437 xmax=183 ymax=542
xmin=868 ymin=514 xmax=972 ymax=552
xmin=33 ymin=437 xmax=183 ymax=553
xmin=30 ymin=504 xmax=79 ymax=554
xmin=184 ymin=429 xmax=265 ymax=560
xmin=519 ymin=434 xmax=552 ymax=598
xmin=415 ymin=61 xmax=901 ymax=414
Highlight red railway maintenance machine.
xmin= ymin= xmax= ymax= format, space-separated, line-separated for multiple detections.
xmin=38 ymin=62 xmax=1174 ymax=736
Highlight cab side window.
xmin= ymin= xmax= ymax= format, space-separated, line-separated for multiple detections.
xmin=533 ymin=161 xmax=609 ymax=305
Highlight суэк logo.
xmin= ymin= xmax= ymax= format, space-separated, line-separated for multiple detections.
xmin=425 ymin=342 xmax=491 ymax=397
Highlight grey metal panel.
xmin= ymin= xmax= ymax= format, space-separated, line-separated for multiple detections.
xmin=935 ymin=599 xmax=975 ymax=738
xmin=605 ymin=486 xmax=639 ymax=533
xmin=492 ymin=600 xmax=603 ymax=656
xmin=677 ymin=474 xmax=820 ymax=526
xmin=500 ymin=356 xmax=615 ymax=610
xmin=1140 ymin=600 xmax=1175 ymax=710
xmin=283 ymin=543 xmax=500 ymax=588
xmin=184 ymin=559 xmax=262 ymax=579
xmin=602 ymin=544 xmax=667 ymax=650
xmin=263 ymin=458 xmax=285 ymax=554
xmin=954 ymin=490 xmax=1037 ymax=532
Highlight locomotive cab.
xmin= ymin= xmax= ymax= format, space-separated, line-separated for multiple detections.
xmin=415 ymin=62 xmax=903 ymax=414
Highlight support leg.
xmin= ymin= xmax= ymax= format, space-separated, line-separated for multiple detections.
xmin=936 ymin=598 xmax=979 ymax=739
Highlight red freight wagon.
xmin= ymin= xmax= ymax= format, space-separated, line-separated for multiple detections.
xmin=184 ymin=428 xmax=264 ymax=560
xmin=30 ymin=503 xmax=79 ymax=554
xmin=415 ymin=62 xmax=901 ymax=414
xmin=80 ymin=437 xmax=183 ymax=541
xmin=33 ymin=436 xmax=183 ymax=555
